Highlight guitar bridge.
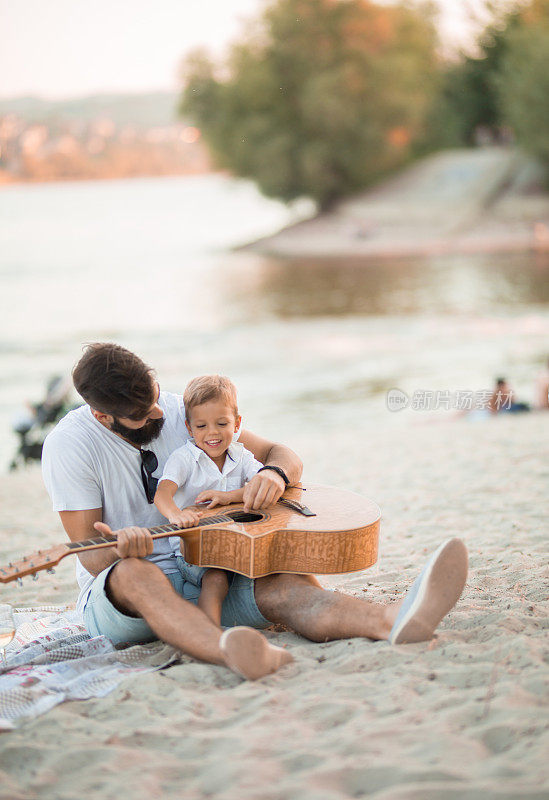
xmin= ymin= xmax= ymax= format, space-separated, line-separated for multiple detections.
xmin=278 ymin=498 xmax=316 ymax=517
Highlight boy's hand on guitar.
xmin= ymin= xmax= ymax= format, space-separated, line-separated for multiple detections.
xmin=195 ymin=489 xmax=230 ymax=509
xmin=243 ymin=470 xmax=285 ymax=511
xmin=93 ymin=522 xmax=154 ymax=559
xmin=167 ymin=508 xmax=203 ymax=528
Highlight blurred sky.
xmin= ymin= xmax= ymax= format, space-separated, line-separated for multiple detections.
xmin=0 ymin=0 xmax=496 ymax=100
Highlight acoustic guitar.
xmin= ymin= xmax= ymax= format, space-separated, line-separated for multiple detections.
xmin=0 ymin=484 xmax=380 ymax=585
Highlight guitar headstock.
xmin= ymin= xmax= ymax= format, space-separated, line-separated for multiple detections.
xmin=0 ymin=544 xmax=67 ymax=584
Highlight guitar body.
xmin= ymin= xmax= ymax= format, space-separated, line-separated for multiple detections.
xmin=179 ymin=484 xmax=380 ymax=578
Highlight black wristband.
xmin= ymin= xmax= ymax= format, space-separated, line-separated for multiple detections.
xmin=257 ymin=465 xmax=289 ymax=486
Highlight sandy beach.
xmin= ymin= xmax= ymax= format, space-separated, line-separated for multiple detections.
xmin=2 ymin=1 xmax=549 ymax=794
xmin=243 ymin=148 xmax=549 ymax=260
xmin=0 ymin=410 xmax=547 ymax=800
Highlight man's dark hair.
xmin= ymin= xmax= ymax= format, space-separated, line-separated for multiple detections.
xmin=72 ymin=343 xmax=156 ymax=419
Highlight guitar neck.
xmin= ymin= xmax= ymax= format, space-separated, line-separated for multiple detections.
xmin=65 ymin=513 xmax=233 ymax=554
xmin=0 ymin=514 xmax=235 ymax=585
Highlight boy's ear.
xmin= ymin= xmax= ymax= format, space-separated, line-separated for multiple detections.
xmin=234 ymin=415 xmax=242 ymax=432
xmin=185 ymin=419 xmax=192 ymax=434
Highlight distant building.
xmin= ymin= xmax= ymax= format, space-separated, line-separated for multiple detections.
xmin=0 ymin=112 xmax=211 ymax=182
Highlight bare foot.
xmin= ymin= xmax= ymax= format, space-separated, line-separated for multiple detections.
xmin=219 ymin=626 xmax=294 ymax=680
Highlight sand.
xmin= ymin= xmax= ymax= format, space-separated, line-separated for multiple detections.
xmin=242 ymin=148 xmax=549 ymax=260
xmin=0 ymin=411 xmax=548 ymax=799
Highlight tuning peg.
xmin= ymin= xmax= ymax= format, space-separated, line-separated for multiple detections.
xmin=16 ymin=578 xmax=23 ymax=587
xmin=46 ymin=568 xmax=55 ymax=575
xmin=32 ymin=573 xmax=39 ymax=581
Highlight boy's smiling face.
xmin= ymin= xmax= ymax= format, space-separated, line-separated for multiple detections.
xmin=186 ymin=399 xmax=241 ymax=464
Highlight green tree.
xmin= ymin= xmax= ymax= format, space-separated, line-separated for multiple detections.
xmin=181 ymin=0 xmax=439 ymax=209
xmin=495 ymin=6 xmax=549 ymax=164
xmin=421 ymin=5 xmax=524 ymax=149
xmin=423 ymin=0 xmax=549 ymax=150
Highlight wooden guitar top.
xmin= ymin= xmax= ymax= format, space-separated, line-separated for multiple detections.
xmin=180 ymin=483 xmax=381 ymax=578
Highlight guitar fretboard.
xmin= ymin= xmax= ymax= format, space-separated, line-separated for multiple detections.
xmin=66 ymin=514 xmax=233 ymax=550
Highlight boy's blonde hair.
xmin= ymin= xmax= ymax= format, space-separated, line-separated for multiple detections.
xmin=183 ymin=374 xmax=239 ymax=421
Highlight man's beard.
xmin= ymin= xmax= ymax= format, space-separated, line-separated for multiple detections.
xmin=110 ymin=415 xmax=165 ymax=446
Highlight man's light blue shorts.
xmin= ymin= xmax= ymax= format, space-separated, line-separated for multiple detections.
xmin=83 ymin=556 xmax=271 ymax=646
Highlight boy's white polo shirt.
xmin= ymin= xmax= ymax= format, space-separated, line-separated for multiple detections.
xmin=160 ymin=439 xmax=262 ymax=554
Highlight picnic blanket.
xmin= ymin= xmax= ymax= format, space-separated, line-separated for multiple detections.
xmin=0 ymin=606 xmax=180 ymax=730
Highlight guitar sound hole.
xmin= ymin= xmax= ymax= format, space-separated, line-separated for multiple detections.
xmin=227 ymin=511 xmax=264 ymax=523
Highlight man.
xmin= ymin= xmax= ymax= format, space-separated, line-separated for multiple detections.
xmin=535 ymin=358 xmax=549 ymax=410
xmin=42 ymin=343 xmax=468 ymax=680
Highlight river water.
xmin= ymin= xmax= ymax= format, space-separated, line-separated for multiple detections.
xmin=1 ymin=174 xmax=548 ymax=470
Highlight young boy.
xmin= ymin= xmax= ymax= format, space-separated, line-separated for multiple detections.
xmin=154 ymin=375 xmax=263 ymax=625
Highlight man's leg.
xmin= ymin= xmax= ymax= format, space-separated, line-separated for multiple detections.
xmin=254 ymin=573 xmax=396 ymax=642
xmin=104 ymin=558 xmax=293 ymax=677
xmin=107 ymin=558 xmax=225 ymax=663
xmin=254 ymin=538 xmax=468 ymax=644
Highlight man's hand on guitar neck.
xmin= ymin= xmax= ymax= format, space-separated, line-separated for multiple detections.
xmin=94 ymin=522 xmax=154 ymax=560
xmin=59 ymin=510 xmax=155 ymax=576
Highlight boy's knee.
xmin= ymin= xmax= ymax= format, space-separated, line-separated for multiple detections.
xmin=203 ymin=569 xmax=229 ymax=588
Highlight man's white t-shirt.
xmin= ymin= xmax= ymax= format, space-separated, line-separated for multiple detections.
xmin=160 ymin=439 xmax=262 ymax=553
xmin=41 ymin=391 xmax=192 ymax=613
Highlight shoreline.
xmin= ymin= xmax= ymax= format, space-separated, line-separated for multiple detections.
xmin=0 ymin=166 xmax=218 ymax=189
xmin=240 ymin=147 xmax=549 ymax=260
xmin=240 ymin=224 xmax=549 ymax=260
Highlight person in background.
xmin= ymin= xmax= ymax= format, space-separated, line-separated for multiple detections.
xmin=489 ymin=377 xmax=530 ymax=414
xmin=534 ymin=358 xmax=549 ymax=410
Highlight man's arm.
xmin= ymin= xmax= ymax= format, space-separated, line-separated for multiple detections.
xmin=59 ymin=509 xmax=153 ymax=576
xmin=238 ymin=429 xmax=303 ymax=510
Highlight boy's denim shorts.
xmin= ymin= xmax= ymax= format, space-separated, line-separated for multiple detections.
xmin=83 ymin=556 xmax=271 ymax=646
